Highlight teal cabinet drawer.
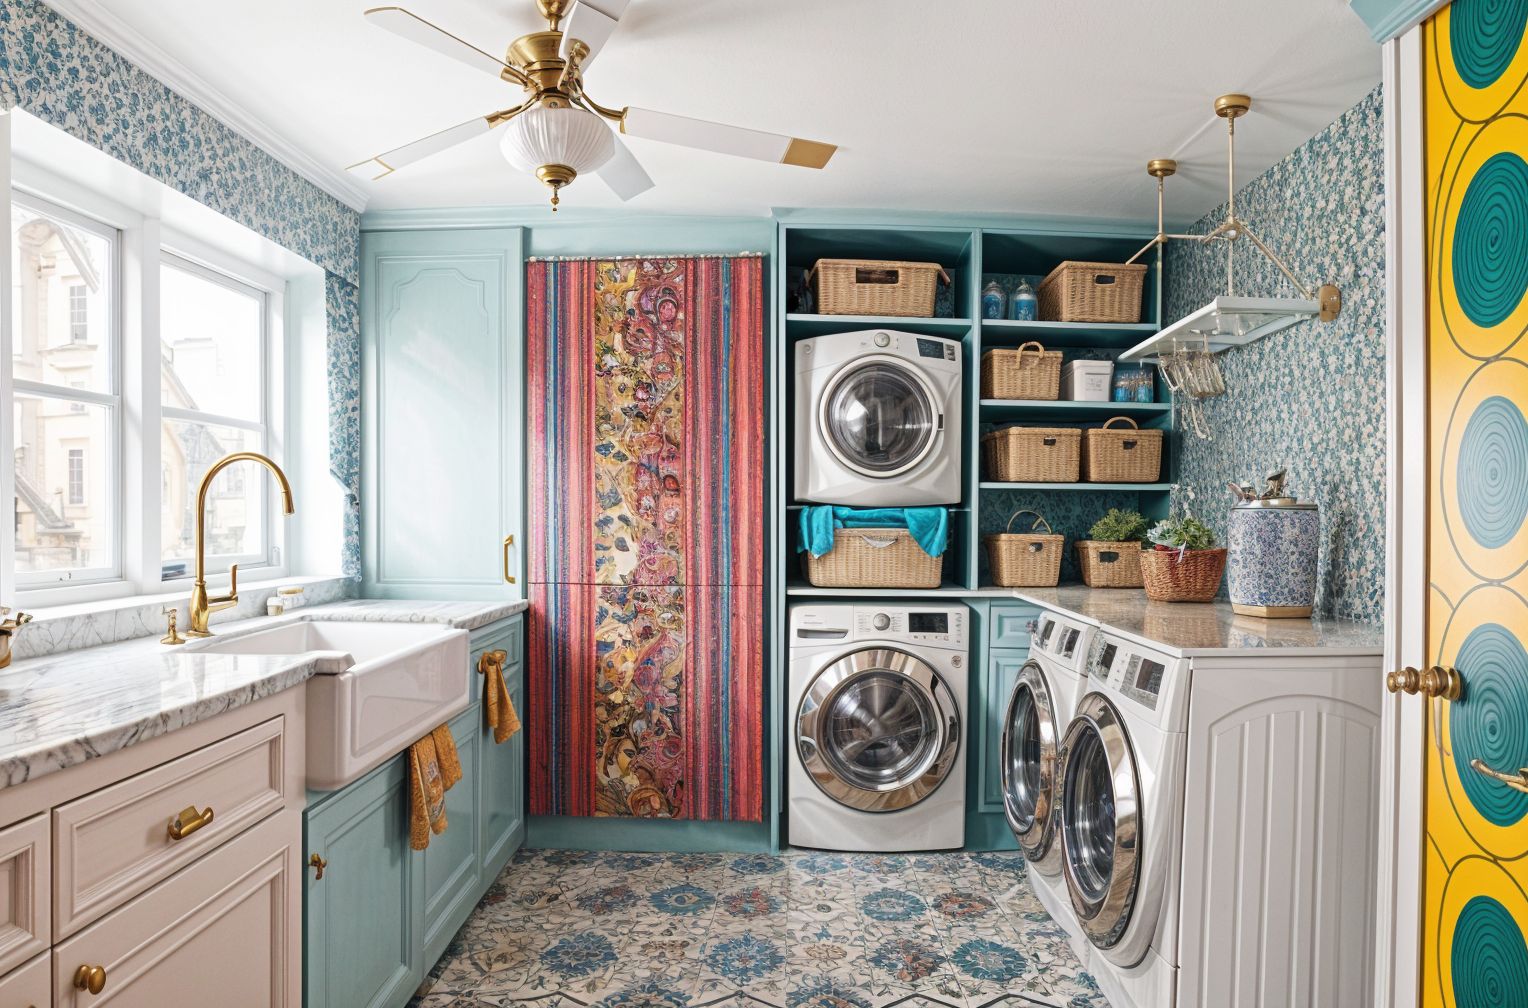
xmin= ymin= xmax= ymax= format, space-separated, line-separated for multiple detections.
xmin=989 ymin=606 xmax=1040 ymax=649
xmin=979 ymin=648 xmax=1029 ymax=814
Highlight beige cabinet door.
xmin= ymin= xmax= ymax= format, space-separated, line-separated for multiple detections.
xmin=52 ymin=812 xmax=299 ymax=1007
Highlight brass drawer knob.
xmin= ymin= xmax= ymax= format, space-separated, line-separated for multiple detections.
xmin=478 ymin=650 xmax=508 ymax=675
xmin=73 ymin=964 xmax=107 ymax=995
xmin=167 ymin=804 xmax=214 ymax=841
xmin=309 ymin=853 xmax=328 ymax=880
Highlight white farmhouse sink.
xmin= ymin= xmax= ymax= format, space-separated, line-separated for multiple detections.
xmin=191 ymin=620 xmax=470 ymax=790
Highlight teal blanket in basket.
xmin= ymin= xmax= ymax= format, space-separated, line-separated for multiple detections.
xmin=798 ymin=506 xmax=949 ymax=559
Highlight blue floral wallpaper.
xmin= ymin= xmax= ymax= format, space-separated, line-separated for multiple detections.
xmin=1164 ymin=85 xmax=1386 ymax=623
xmin=1 ymin=0 xmax=365 ymax=578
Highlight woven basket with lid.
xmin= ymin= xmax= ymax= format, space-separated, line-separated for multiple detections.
xmin=1036 ymin=261 xmax=1147 ymax=323
xmin=980 ymin=342 xmax=1062 ymax=400
xmin=1082 ymin=416 xmax=1163 ymax=483
xmin=982 ymin=426 xmax=1081 ymax=483
xmin=985 ymin=511 xmax=1064 ymax=587
xmin=809 ymin=259 xmax=950 ymax=317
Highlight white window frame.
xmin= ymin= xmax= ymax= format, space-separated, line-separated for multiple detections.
xmin=3 ymin=166 xmax=290 ymax=608
xmin=9 ymin=189 xmax=124 ymax=591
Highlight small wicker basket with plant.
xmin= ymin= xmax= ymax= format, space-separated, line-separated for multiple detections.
xmin=1075 ymin=508 xmax=1147 ymax=588
xmin=1140 ymin=513 xmax=1227 ymax=602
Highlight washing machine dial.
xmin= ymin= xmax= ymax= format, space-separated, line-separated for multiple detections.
xmin=873 ymin=332 xmax=891 ymax=348
xmin=872 ymin=613 xmax=891 ymax=631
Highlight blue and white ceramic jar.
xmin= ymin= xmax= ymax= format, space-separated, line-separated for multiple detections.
xmin=1227 ymin=496 xmax=1320 ymax=617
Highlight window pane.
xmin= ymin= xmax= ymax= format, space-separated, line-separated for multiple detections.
xmin=160 ymin=419 xmax=265 ymax=579
xmin=11 ymin=202 xmax=114 ymax=392
xmin=160 ymin=261 xmax=263 ymax=422
xmin=13 ymin=393 xmax=115 ymax=577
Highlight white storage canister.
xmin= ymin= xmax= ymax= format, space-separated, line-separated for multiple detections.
xmin=1062 ymin=360 xmax=1115 ymax=401
xmin=1227 ymin=494 xmax=1321 ymax=617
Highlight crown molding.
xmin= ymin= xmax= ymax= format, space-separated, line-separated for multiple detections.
xmin=40 ymin=0 xmax=369 ymax=212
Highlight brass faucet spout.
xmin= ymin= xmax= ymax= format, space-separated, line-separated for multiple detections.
xmin=186 ymin=452 xmax=295 ymax=637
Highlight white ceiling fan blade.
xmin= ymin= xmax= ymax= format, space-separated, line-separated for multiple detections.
xmin=347 ymin=114 xmax=501 ymax=180
xmin=597 ymin=132 xmax=654 ymax=201
xmin=365 ymin=6 xmax=518 ymax=81
xmin=621 ymin=108 xmax=836 ymax=169
xmin=558 ymin=0 xmax=630 ymax=73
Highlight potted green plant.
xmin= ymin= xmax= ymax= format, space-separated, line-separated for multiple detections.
xmin=1140 ymin=514 xmax=1227 ymax=602
xmin=1075 ymin=508 xmax=1147 ymax=588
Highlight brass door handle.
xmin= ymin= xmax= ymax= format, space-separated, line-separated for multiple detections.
xmin=478 ymin=650 xmax=507 ymax=675
xmin=1470 ymin=759 xmax=1528 ymax=794
xmin=1385 ymin=665 xmax=1462 ymax=701
xmin=503 ymin=534 xmax=517 ymax=585
xmin=309 ymin=853 xmax=328 ymax=880
xmin=167 ymin=804 xmax=214 ymax=841
xmin=73 ymin=964 xmax=107 ymax=995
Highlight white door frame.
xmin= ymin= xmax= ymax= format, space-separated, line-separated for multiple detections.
xmin=1374 ymin=24 xmax=1428 ymax=1008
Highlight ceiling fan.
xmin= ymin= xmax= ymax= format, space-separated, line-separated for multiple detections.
xmin=347 ymin=0 xmax=838 ymax=209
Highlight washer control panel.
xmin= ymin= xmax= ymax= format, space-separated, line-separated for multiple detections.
xmin=847 ymin=606 xmax=966 ymax=646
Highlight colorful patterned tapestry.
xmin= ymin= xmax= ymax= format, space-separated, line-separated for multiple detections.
xmin=526 ymin=255 xmax=764 ymax=822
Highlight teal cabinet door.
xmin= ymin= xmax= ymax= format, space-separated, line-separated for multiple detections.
xmin=361 ymin=228 xmax=525 ymax=600
xmin=305 ymin=757 xmax=419 ymax=1008
xmin=477 ymin=616 xmax=526 ymax=879
xmin=981 ymin=647 xmax=1028 ymax=814
xmin=420 ymin=704 xmax=483 ymax=967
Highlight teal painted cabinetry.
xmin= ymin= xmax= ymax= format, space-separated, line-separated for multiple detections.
xmin=980 ymin=648 xmax=1028 ymax=813
xmin=962 ymin=600 xmax=1039 ymax=850
xmin=305 ymin=614 xmax=525 ymax=1008
xmin=361 ymin=228 xmax=526 ymax=600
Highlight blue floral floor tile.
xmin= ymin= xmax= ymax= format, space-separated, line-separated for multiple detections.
xmin=410 ymin=850 xmax=1105 ymax=1008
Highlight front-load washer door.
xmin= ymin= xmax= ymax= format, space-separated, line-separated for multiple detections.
xmin=818 ymin=357 xmax=941 ymax=479
xmin=797 ymin=647 xmax=959 ymax=813
xmin=1001 ymin=660 xmax=1063 ymax=873
xmin=1058 ymin=692 xmax=1141 ymax=951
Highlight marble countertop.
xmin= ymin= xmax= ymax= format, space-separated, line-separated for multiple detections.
xmin=1012 ymin=586 xmax=1385 ymax=657
xmin=0 ymin=598 xmax=527 ymax=790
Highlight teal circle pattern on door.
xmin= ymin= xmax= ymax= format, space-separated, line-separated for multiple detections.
xmin=1452 ymin=0 xmax=1528 ymax=88
xmin=1458 ymin=395 xmax=1528 ymax=548
xmin=1451 ymin=895 xmax=1528 ymax=1007
xmin=1453 ymin=152 xmax=1528 ymax=327
xmin=1452 ymin=623 xmax=1528 ymax=826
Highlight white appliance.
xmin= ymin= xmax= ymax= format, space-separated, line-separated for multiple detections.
xmin=788 ymin=603 xmax=968 ymax=851
xmin=794 ymin=330 xmax=963 ymax=505
xmin=1056 ymin=629 xmax=1382 ymax=1008
xmin=999 ymin=608 xmax=1097 ymax=961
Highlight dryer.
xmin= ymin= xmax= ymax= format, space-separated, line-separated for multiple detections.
xmin=794 ymin=330 xmax=962 ymax=506
xmin=788 ymin=603 xmax=968 ymax=851
xmin=1058 ymin=633 xmax=1189 ymax=1008
xmin=1000 ymin=607 xmax=1097 ymax=961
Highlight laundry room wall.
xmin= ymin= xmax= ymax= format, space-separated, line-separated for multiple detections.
xmin=1164 ymin=85 xmax=1387 ymax=623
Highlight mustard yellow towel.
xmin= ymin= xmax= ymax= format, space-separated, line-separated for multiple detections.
xmin=483 ymin=653 xmax=522 ymax=745
xmin=432 ymin=724 xmax=462 ymax=790
xmin=408 ymin=732 xmax=446 ymax=851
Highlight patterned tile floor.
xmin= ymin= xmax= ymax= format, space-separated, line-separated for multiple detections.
xmin=411 ymin=849 xmax=1107 ymax=1008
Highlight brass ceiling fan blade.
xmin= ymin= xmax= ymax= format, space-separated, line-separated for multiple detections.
xmin=621 ymin=108 xmax=836 ymax=169
xmin=346 ymin=112 xmax=514 ymax=180
xmin=596 ymin=132 xmax=655 ymax=201
xmin=364 ymin=6 xmax=526 ymax=84
xmin=558 ymin=0 xmax=630 ymax=76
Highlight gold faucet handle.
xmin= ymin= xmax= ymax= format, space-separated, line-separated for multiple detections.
xmin=161 ymin=608 xmax=186 ymax=646
xmin=208 ymin=564 xmax=240 ymax=610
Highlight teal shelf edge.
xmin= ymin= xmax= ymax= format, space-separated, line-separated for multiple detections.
xmin=979 ymin=399 xmax=1169 ymax=420
xmin=786 ymin=314 xmax=974 ymax=338
xmin=785 ymin=584 xmax=1020 ymax=598
xmin=979 ymin=482 xmax=1174 ymax=492
xmin=980 ymin=319 xmax=1159 ymax=349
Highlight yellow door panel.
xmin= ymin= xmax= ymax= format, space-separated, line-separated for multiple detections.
xmin=1423 ymin=2 xmax=1528 ymax=1006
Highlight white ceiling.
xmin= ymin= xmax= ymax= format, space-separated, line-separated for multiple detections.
xmin=58 ymin=0 xmax=1380 ymax=224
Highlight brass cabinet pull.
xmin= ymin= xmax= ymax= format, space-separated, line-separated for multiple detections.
xmin=1385 ymin=665 xmax=1462 ymax=701
xmin=477 ymin=650 xmax=508 ymax=675
xmin=503 ymin=534 xmax=517 ymax=585
xmin=1470 ymin=759 xmax=1528 ymax=794
xmin=167 ymin=804 xmax=215 ymax=841
xmin=73 ymin=964 xmax=107 ymax=995
xmin=309 ymin=853 xmax=328 ymax=880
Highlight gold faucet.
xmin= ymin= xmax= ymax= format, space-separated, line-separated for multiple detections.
xmin=186 ymin=452 xmax=295 ymax=637
xmin=0 ymin=607 xmax=34 ymax=669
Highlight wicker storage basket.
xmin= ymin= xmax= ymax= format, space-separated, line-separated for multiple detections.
xmin=982 ymin=426 xmax=1081 ymax=483
xmin=1037 ymin=261 xmax=1147 ymax=323
xmin=1075 ymin=540 xmax=1145 ymax=588
xmin=809 ymin=259 xmax=951 ymax=317
xmin=985 ymin=511 xmax=1065 ymax=587
xmin=803 ymin=528 xmax=943 ymax=588
xmin=1140 ymin=548 xmax=1227 ymax=603
xmin=1082 ymin=417 xmax=1163 ymax=483
xmin=980 ymin=342 xmax=1063 ymax=400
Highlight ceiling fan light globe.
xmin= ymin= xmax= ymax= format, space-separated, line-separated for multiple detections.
xmin=500 ymin=105 xmax=615 ymax=181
